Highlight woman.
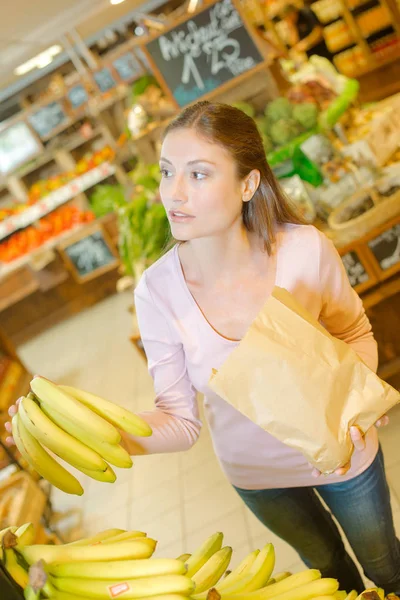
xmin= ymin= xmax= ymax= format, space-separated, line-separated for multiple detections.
xmin=7 ymin=102 xmax=399 ymax=593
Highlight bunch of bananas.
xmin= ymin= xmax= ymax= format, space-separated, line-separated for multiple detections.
xmin=2 ymin=525 xmax=399 ymax=600
xmin=11 ymin=377 xmax=152 ymax=495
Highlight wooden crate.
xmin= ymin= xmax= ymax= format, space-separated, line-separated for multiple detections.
xmin=0 ymin=471 xmax=46 ymax=529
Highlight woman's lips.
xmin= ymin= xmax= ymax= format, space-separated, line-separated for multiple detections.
xmin=169 ymin=210 xmax=195 ymax=223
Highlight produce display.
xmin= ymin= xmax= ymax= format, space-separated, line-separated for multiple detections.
xmin=1 ymin=524 xmax=398 ymax=600
xmin=11 ymin=376 xmax=152 ymax=495
xmin=0 ymin=206 xmax=95 ymax=263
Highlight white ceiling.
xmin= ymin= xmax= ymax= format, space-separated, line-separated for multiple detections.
xmin=0 ymin=0 xmax=153 ymax=94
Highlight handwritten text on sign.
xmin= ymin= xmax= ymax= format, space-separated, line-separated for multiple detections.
xmin=145 ymin=0 xmax=263 ymax=106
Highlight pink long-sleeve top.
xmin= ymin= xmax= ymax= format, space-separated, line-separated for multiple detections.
xmin=134 ymin=224 xmax=379 ymax=489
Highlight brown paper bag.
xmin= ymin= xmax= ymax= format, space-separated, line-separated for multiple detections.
xmin=209 ymin=287 xmax=399 ymax=474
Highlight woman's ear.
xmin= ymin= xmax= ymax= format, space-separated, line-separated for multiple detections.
xmin=242 ymin=170 xmax=261 ymax=203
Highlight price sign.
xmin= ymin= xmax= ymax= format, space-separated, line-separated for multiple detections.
xmin=367 ymin=222 xmax=400 ymax=278
xmin=28 ymin=101 xmax=69 ymax=139
xmin=93 ymin=68 xmax=117 ymax=94
xmin=58 ymin=224 xmax=119 ymax=283
xmin=0 ymin=121 xmax=42 ymax=175
xmin=143 ymin=0 xmax=265 ymax=107
xmin=112 ymin=52 xmax=142 ymax=83
xmin=67 ymin=84 xmax=89 ymax=110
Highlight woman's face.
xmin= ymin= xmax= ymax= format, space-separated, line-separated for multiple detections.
xmin=159 ymin=128 xmax=248 ymax=242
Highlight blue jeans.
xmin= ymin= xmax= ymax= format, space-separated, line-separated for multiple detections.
xmin=235 ymin=447 xmax=400 ymax=594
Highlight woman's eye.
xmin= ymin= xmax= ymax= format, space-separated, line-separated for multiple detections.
xmin=160 ymin=168 xmax=172 ymax=178
xmin=192 ymin=171 xmax=207 ymax=180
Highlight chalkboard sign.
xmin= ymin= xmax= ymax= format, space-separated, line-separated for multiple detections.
xmin=113 ymin=52 xmax=142 ymax=82
xmin=341 ymin=251 xmax=370 ymax=289
xmin=28 ymin=101 xmax=69 ymax=139
xmin=367 ymin=223 xmax=400 ymax=273
xmin=93 ymin=68 xmax=117 ymax=94
xmin=143 ymin=0 xmax=264 ymax=107
xmin=67 ymin=84 xmax=89 ymax=110
xmin=58 ymin=225 xmax=119 ymax=283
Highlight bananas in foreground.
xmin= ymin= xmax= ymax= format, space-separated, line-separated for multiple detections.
xmin=11 ymin=376 xmax=152 ymax=495
xmin=2 ymin=524 xmax=398 ymax=600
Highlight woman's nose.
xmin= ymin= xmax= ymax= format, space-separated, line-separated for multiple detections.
xmin=170 ymin=174 xmax=188 ymax=203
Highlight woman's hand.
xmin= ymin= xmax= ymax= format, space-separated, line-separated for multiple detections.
xmin=4 ymin=398 xmax=21 ymax=446
xmin=311 ymin=416 xmax=389 ymax=478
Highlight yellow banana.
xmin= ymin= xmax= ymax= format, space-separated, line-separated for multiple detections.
xmin=15 ymin=523 xmax=35 ymax=546
xmin=177 ymin=553 xmax=192 ymax=562
xmin=273 ymin=572 xmax=292 ymax=583
xmin=20 ymin=538 xmax=156 ymax=565
xmin=30 ymin=377 xmax=121 ymax=444
xmin=222 ymin=543 xmax=275 ymax=594
xmin=66 ymin=529 xmax=125 ymax=546
xmin=344 ymin=592 xmax=358 ymax=600
xmin=192 ymin=546 xmax=233 ymax=594
xmin=261 ymin=577 xmax=339 ymax=600
xmin=49 ymin=557 xmax=187 ymax=579
xmin=60 ymin=384 xmax=152 ymax=437
xmin=185 ymin=532 xmax=224 ymax=577
xmin=356 ymin=590 xmax=385 ymax=600
xmin=98 ymin=531 xmax=146 ymax=544
xmin=12 ymin=414 xmax=83 ymax=496
xmin=45 ymin=592 xmax=88 ymax=600
xmin=216 ymin=550 xmax=260 ymax=591
xmin=335 ymin=592 xmax=348 ymax=600
xmin=78 ymin=463 xmax=116 ymax=483
xmin=39 ymin=402 xmax=132 ymax=469
xmin=52 ymin=573 xmax=195 ymax=598
xmin=311 ymin=596 xmax=337 ymax=600
xmin=222 ymin=569 xmax=322 ymax=600
xmin=19 ymin=396 xmax=107 ymax=473
xmin=3 ymin=547 xmax=29 ymax=589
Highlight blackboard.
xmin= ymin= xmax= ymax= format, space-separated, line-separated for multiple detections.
xmin=341 ymin=251 xmax=370 ymax=288
xmin=58 ymin=226 xmax=118 ymax=282
xmin=93 ymin=68 xmax=117 ymax=94
xmin=367 ymin=223 xmax=400 ymax=272
xmin=67 ymin=84 xmax=89 ymax=110
xmin=28 ymin=101 xmax=69 ymax=139
xmin=143 ymin=0 xmax=264 ymax=107
xmin=113 ymin=52 xmax=142 ymax=82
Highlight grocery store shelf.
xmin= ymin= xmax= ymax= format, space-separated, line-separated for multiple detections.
xmin=0 ymin=163 xmax=115 ymax=242
xmin=351 ymin=0 xmax=380 ymax=16
xmin=366 ymin=24 xmax=394 ymax=41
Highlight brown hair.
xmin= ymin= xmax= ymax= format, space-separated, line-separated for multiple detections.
xmin=163 ymin=101 xmax=304 ymax=255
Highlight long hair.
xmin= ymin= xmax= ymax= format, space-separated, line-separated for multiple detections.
xmin=163 ymin=101 xmax=304 ymax=255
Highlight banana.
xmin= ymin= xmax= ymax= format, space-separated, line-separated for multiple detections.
xmin=45 ymin=592 xmax=88 ymax=600
xmin=310 ymin=596 xmax=337 ymax=600
xmin=178 ymin=554 xmax=192 ymax=562
xmin=192 ymin=546 xmax=233 ymax=594
xmin=15 ymin=523 xmax=35 ymax=546
xmin=98 ymin=531 xmax=147 ymax=544
xmin=216 ymin=550 xmax=260 ymax=591
xmin=30 ymin=377 xmax=121 ymax=444
xmin=60 ymin=384 xmax=152 ymax=437
xmin=273 ymin=573 xmax=292 ymax=583
xmin=12 ymin=414 xmax=84 ymax=496
xmin=66 ymin=529 xmax=125 ymax=546
xmin=52 ymin=574 xmax=195 ymax=598
xmin=3 ymin=547 xmax=29 ymax=589
xmin=222 ymin=543 xmax=275 ymax=594
xmin=335 ymin=592 xmax=348 ymax=600
xmin=222 ymin=569 xmax=322 ymax=600
xmin=344 ymin=592 xmax=358 ymax=600
xmin=78 ymin=463 xmax=116 ymax=483
xmin=49 ymin=557 xmax=187 ymax=579
xmin=260 ymin=578 xmax=339 ymax=600
xmin=185 ymin=532 xmax=224 ymax=577
xmin=356 ymin=590 xmax=385 ymax=600
xmin=20 ymin=538 xmax=156 ymax=565
xmin=39 ymin=402 xmax=132 ymax=469
xmin=18 ymin=396 xmax=107 ymax=473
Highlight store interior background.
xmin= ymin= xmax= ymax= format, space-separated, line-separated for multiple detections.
xmin=0 ymin=0 xmax=400 ymax=584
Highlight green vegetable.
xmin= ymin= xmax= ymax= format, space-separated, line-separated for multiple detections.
xmin=231 ymin=102 xmax=255 ymax=118
xmin=89 ymin=185 xmax=126 ymax=218
xmin=130 ymin=161 xmax=161 ymax=196
xmin=269 ymin=119 xmax=302 ymax=146
xmin=265 ymin=98 xmax=293 ymax=123
xmin=292 ymin=103 xmax=318 ymax=130
xmin=130 ymin=75 xmax=159 ymax=104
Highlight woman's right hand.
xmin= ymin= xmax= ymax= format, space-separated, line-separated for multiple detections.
xmin=4 ymin=398 xmax=21 ymax=446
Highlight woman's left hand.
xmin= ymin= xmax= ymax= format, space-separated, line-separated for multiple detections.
xmin=311 ymin=416 xmax=390 ymax=478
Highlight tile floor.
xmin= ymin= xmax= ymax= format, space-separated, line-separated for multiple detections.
xmin=18 ymin=291 xmax=400 ymax=575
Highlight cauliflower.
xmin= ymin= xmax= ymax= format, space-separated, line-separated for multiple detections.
xmin=265 ymin=98 xmax=293 ymax=123
xmin=292 ymin=103 xmax=318 ymax=130
xmin=270 ymin=119 xmax=302 ymax=146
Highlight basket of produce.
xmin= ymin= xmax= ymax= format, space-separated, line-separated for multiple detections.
xmin=328 ymin=169 xmax=400 ymax=245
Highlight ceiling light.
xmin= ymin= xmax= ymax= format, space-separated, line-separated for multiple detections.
xmin=14 ymin=45 xmax=62 ymax=76
xmin=110 ymin=0 xmax=126 ymax=4
xmin=135 ymin=26 xmax=145 ymax=35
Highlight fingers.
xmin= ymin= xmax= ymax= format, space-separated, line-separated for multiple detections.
xmin=4 ymin=422 xmax=12 ymax=433
xmin=350 ymin=425 xmax=365 ymax=451
xmin=376 ymin=415 xmax=390 ymax=428
xmin=5 ymin=436 xmax=14 ymax=447
xmin=8 ymin=398 xmax=21 ymax=418
xmin=334 ymin=462 xmax=351 ymax=476
xmin=311 ymin=468 xmax=321 ymax=478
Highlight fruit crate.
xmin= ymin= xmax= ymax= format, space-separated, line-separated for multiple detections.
xmin=0 ymin=471 xmax=46 ymax=529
